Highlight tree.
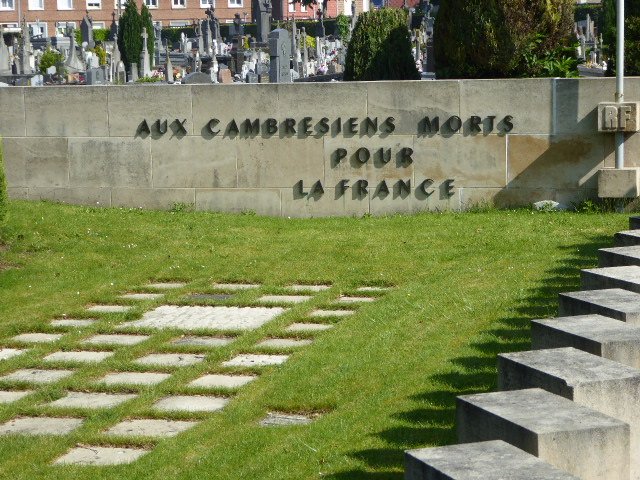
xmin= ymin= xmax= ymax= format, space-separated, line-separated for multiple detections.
xmin=117 ymin=0 xmax=143 ymax=70
xmin=344 ymin=8 xmax=420 ymax=81
xmin=141 ymin=3 xmax=155 ymax=60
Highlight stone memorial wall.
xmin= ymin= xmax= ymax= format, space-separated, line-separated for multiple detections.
xmin=0 ymin=78 xmax=636 ymax=217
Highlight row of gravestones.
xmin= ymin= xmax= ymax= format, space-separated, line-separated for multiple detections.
xmin=405 ymin=216 xmax=640 ymax=480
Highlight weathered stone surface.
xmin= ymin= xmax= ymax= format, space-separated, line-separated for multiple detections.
xmin=2 ymin=138 xmax=69 ymax=188
xmin=0 ymin=369 xmax=73 ymax=384
xmin=531 ymin=314 xmax=640 ymax=368
xmin=44 ymin=351 xmax=114 ymax=363
xmin=286 ymin=323 xmax=333 ymax=332
xmin=105 ymin=419 xmax=199 ymax=438
xmin=187 ymin=293 xmax=234 ymax=301
xmin=555 ymin=78 xmax=619 ymax=135
xmin=277 ymin=82 xmax=368 ymax=123
xmin=0 ymin=88 xmax=26 ymax=137
xmin=119 ymin=305 xmax=285 ymax=331
xmin=54 ymin=446 xmax=149 ymax=465
xmin=615 ymin=230 xmax=640 ymax=247
xmin=47 ymin=391 xmax=138 ymax=409
xmin=111 ymin=188 xmax=196 ymax=210
xmin=119 ymin=293 xmax=164 ymax=301
xmin=0 ymin=416 xmax=83 ymax=436
xmin=222 ymin=354 xmax=289 ymax=367
xmin=599 ymin=245 xmax=640 ymax=267
xmin=336 ymin=296 xmax=375 ymax=304
xmin=50 ymin=319 xmax=97 ymax=328
xmin=12 ymin=333 xmax=62 ymax=343
xmin=0 ymin=348 xmax=26 ymax=361
xmin=259 ymin=412 xmax=313 ymax=426
xmin=258 ymin=295 xmax=312 ymax=304
xmin=256 ymin=338 xmax=312 ymax=348
xmin=356 ymin=286 xmax=390 ymax=292
xmin=86 ymin=305 xmax=132 ymax=313
xmin=212 ymin=283 xmax=261 ymax=290
xmin=309 ymin=309 xmax=353 ymax=318
xmin=147 ymin=282 xmax=186 ymax=289
xmin=405 ymin=440 xmax=581 ymax=480
xmin=280 ymin=186 xmax=370 ymax=218
xmin=170 ymin=336 xmax=234 ymax=347
xmin=82 ymin=334 xmax=150 ymax=346
xmin=152 ymin=395 xmax=229 ymax=412
xmin=195 ymin=189 xmax=281 ymax=216
xmin=598 ymin=168 xmax=640 ymax=198
xmin=134 ymin=353 xmax=205 ymax=367
xmin=98 ymin=372 xmax=172 ymax=386
xmin=26 ymin=187 xmax=112 ymax=206
xmin=559 ymin=288 xmax=640 ymax=323
xmin=0 ymin=390 xmax=33 ymax=404
xmin=457 ymin=388 xmax=629 ymax=480
xmin=188 ymin=374 xmax=257 ymax=389
xmin=581 ymin=265 xmax=640 ymax=292
xmin=286 ymin=284 xmax=331 ymax=292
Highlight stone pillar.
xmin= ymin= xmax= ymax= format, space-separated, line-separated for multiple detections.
xmin=268 ymin=28 xmax=291 ymax=83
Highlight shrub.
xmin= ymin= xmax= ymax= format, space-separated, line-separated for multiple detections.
xmin=344 ymin=8 xmax=420 ymax=81
xmin=335 ymin=13 xmax=350 ymax=39
xmin=39 ymin=48 xmax=64 ymax=74
xmin=0 ymin=141 xmax=7 ymax=231
xmin=117 ymin=0 xmax=143 ymax=69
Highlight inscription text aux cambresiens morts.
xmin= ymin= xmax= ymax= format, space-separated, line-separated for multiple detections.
xmin=136 ymin=115 xmax=514 ymax=198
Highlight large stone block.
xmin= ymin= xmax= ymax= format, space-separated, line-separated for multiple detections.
xmin=581 ymin=265 xmax=640 ymax=293
xmin=195 ymin=189 xmax=280 ymax=216
xmin=559 ymin=288 xmax=640 ymax=324
xmin=631 ymin=216 xmax=640 ymax=229
xmin=277 ymin=82 xmax=368 ymax=123
xmin=280 ymin=187 xmax=369 ymax=218
xmin=2 ymin=138 xmax=68 ymax=188
xmin=598 ymin=168 xmax=640 ymax=198
xmin=24 ymin=87 xmax=108 ymax=137
xmin=598 ymin=102 xmax=640 ymax=132
xmin=405 ymin=440 xmax=580 ymax=480
xmin=457 ymin=388 xmax=630 ymax=480
xmin=27 ymin=187 xmax=112 ymax=206
xmin=599 ymin=246 xmax=640 ymax=267
xmin=107 ymin=85 xmax=194 ymax=137
xmin=0 ymin=88 xmax=25 ymax=137
xmin=498 ymin=347 xmax=640 ymax=479
xmin=531 ymin=314 xmax=640 ymax=368
xmin=68 ymin=138 xmax=152 ymax=188
xmin=460 ymin=78 xmax=554 ymax=135
xmin=615 ymin=230 xmax=640 ymax=247
xmin=111 ymin=188 xmax=195 ymax=210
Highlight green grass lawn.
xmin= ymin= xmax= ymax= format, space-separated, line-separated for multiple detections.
xmin=0 ymin=200 xmax=628 ymax=479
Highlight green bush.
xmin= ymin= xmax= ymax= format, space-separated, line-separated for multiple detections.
xmin=344 ymin=8 xmax=419 ymax=81
xmin=335 ymin=13 xmax=350 ymax=39
xmin=117 ymin=0 xmax=143 ymax=69
xmin=39 ymin=48 xmax=64 ymax=74
xmin=93 ymin=28 xmax=110 ymax=43
xmin=0 ymin=141 xmax=7 ymax=231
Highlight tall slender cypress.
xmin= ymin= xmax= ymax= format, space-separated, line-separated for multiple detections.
xmin=117 ymin=0 xmax=143 ymax=70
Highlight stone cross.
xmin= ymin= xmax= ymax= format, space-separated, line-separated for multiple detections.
xmin=140 ymin=29 xmax=150 ymax=77
xmin=268 ymin=28 xmax=291 ymax=83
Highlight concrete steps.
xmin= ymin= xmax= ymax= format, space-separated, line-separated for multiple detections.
xmin=615 ymin=230 xmax=640 ymax=247
xmin=581 ymin=265 xmax=640 ymax=292
xmin=599 ymin=246 xmax=640 ymax=267
xmin=629 ymin=216 xmax=640 ymax=229
xmin=558 ymin=288 xmax=640 ymax=323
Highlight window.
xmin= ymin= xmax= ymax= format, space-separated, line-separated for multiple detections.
xmin=92 ymin=21 xmax=105 ymax=28
xmin=200 ymin=0 xmax=212 ymax=8
xmin=145 ymin=0 xmax=158 ymax=8
xmin=55 ymin=21 xmax=76 ymax=35
xmin=300 ymin=3 xmax=306 ymax=11
xmin=87 ymin=0 xmax=101 ymax=8
xmin=28 ymin=22 xmax=47 ymax=36
xmin=114 ymin=0 xmax=125 ymax=8
xmin=57 ymin=0 xmax=73 ymax=10
xmin=172 ymin=0 xmax=185 ymax=8
xmin=228 ymin=0 xmax=241 ymax=7
xmin=0 ymin=0 xmax=14 ymax=10
xmin=288 ymin=1 xmax=294 ymax=11
xmin=169 ymin=20 xmax=189 ymax=26
xmin=28 ymin=0 xmax=43 ymax=10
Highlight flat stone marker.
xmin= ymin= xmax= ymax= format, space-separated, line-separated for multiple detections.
xmin=212 ymin=283 xmax=261 ymax=290
xmin=153 ymin=395 xmax=229 ymax=412
xmin=105 ymin=419 xmax=199 ymax=438
xmin=599 ymin=246 xmax=640 ymax=267
xmin=499 ymin=347 xmax=640 ymax=479
xmin=356 ymin=286 xmax=390 ymax=292
xmin=119 ymin=293 xmax=164 ymax=301
xmin=258 ymin=295 xmax=312 ymax=304
xmin=119 ymin=305 xmax=286 ymax=331
xmin=86 ymin=305 xmax=132 ymax=313
xmin=259 ymin=412 xmax=313 ymax=426
xmin=47 ymin=391 xmax=138 ymax=409
xmin=170 ymin=336 xmax=234 ymax=347
xmin=405 ymin=440 xmax=581 ymax=480
xmin=82 ymin=334 xmax=150 ymax=346
xmin=256 ymin=338 xmax=312 ymax=348
xmin=457 ymin=388 xmax=629 ymax=480
xmin=581 ymin=265 xmax=640 ymax=293
xmin=12 ymin=333 xmax=62 ymax=343
xmin=0 ymin=369 xmax=74 ymax=384
xmin=615 ymin=230 xmax=640 ymax=247
xmin=0 ymin=416 xmax=83 ymax=436
xmin=98 ymin=372 xmax=172 ymax=386
xmin=309 ymin=309 xmax=354 ymax=318
xmin=50 ymin=319 xmax=97 ymax=328
xmin=532 ymin=314 xmax=640 ymax=368
xmin=559 ymin=288 xmax=640 ymax=323
xmin=54 ymin=446 xmax=149 ymax=466
xmin=146 ymin=282 xmax=186 ymax=289
xmin=336 ymin=296 xmax=375 ymax=304
xmin=0 ymin=348 xmax=26 ymax=361
xmin=189 ymin=374 xmax=257 ymax=389
xmin=44 ymin=351 xmax=114 ymax=364
xmin=134 ymin=353 xmax=205 ymax=367
xmin=286 ymin=284 xmax=331 ymax=292
xmin=222 ymin=354 xmax=289 ymax=367
xmin=0 ymin=390 xmax=33 ymax=403
xmin=286 ymin=323 xmax=333 ymax=332
xmin=187 ymin=294 xmax=234 ymax=301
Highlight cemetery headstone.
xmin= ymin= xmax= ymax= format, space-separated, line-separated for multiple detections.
xmin=86 ymin=67 xmax=106 ymax=85
xmin=65 ymin=27 xmax=85 ymax=72
xmin=246 ymin=71 xmax=258 ymax=83
xmin=269 ymin=29 xmax=291 ymax=83
xmin=182 ymin=71 xmax=212 ymax=84
xmin=19 ymin=18 xmax=34 ymax=75
xmin=140 ymin=30 xmax=151 ymax=77
xmin=109 ymin=11 xmax=118 ymax=41
xmin=81 ymin=15 xmax=95 ymax=50
xmin=255 ymin=0 xmax=271 ymax=44
xmin=130 ymin=62 xmax=139 ymax=82
xmin=0 ymin=27 xmax=10 ymax=75
xmin=165 ymin=44 xmax=174 ymax=82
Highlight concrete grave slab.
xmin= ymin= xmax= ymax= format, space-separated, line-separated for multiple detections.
xmin=170 ymin=336 xmax=234 ymax=347
xmin=44 ymin=351 xmax=114 ymax=363
xmin=187 ymin=294 xmax=234 ymax=301
xmin=54 ymin=446 xmax=149 ymax=466
xmin=286 ymin=323 xmax=333 ymax=332
xmin=286 ymin=284 xmax=331 ymax=292
xmin=356 ymin=286 xmax=391 ymax=292
xmin=309 ymin=309 xmax=354 ymax=318
xmin=222 ymin=354 xmax=289 ymax=367
xmin=0 ymin=416 xmax=83 ymax=436
xmin=532 ymin=314 xmax=640 ymax=368
xmin=0 ymin=369 xmax=74 ymax=384
xmin=256 ymin=338 xmax=313 ymax=348
xmin=599 ymin=246 xmax=640 ymax=267
xmin=0 ymin=348 xmax=26 ymax=361
xmin=188 ymin=374 xmax=257 ymax=389
xmin=405 ymin=440 xmax=581 ymax=480
xmin=98 ymin=372 xmax=172 ymax=386
xmin=50 ymin=319 xmax=97 ymax=328
xmin=47 ymin=391 xmax=138 ymax=409
xmin=0 ymin=390 xmax=33 ymax=403
xmin=615 ymin=230 xmax=640 ymax=247
xmin=153 ymin=395 xmax=229 ymax=412
xmin=82 ymin=334 xmax=150 ymax=346
xmin=146 ymin=282 xmax=186 ymax=289
xmin=259 ymin=412 xmax=313 ymax=426
xmin=12 ymin=333 xmax=62 ymax=343
xmin=457 ymin=388 xmax=630 ymax=480
xmin=105 ymin=419 xmax=199 ymax=438
xmin=212 ymin=283 xmax=261 ymax=290
xmin=119 ymin=305 xmax=286 ymax=331
xmin=134 ymin=353 xmax=205 ymax=367
xmin=559 ymin=288 xmax=640 ymax=324
xmin=119 ymin=293 xmax=164 ymax=301
xmin=336 ymin=296 xmax=376 ymax=304
xmin=581 ymin=265 xmax=640 ymax=293
xmin=86 ymin=305 xmax=132 ymax=313
xmin=258 ymin=295 xmax=312 ymax=304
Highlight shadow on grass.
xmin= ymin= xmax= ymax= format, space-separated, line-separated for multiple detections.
xmin=326 ymin=234 xmax=610 ymax=479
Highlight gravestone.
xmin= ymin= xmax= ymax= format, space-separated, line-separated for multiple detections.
xmin=0 ymin=26 xmax=10 ymax=75
xmin=109 ymin=11 xmax=118 ymax=41
xmin=269 ymin=29 xmax=291 ymax=83
xmin=154 ymin=24 xmax=162 ymax=67
xmin=116 ymin=61 xmax=126 ymax=84
xmin=65 ymin=28 xmax=85 ymax=72
xmin=81 ymin=15 xmax=95 ymax=49
xmin=140 ymin=30 xmax=151 ymax=77
xmin=180 ymin=71 xmax=213 ymax=84
xmin=219 ymin=67 xmax=232 ymax=84
xmin=229 ymin=13 xmax=244 ymax=37
xmin=246 ymin=71 xmax=258 ymax=83
xmin=86 ymin=67 xmax=106 ymax=85
xmin=30 ymin=74 xmax=44 ymax=86
xmin=255 ymin=0 xmax=272 ymax=44
xmin=130 ymin=62 xmax=139 ymax=82
xmin=165 ymin=44 xmax=174 ymax=82
xmin=19 ymin=19 xmax=33 ymax=75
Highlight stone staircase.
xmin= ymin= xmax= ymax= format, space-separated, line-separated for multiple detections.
xmin=405 ymin=216 xmax=640 ymax=480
